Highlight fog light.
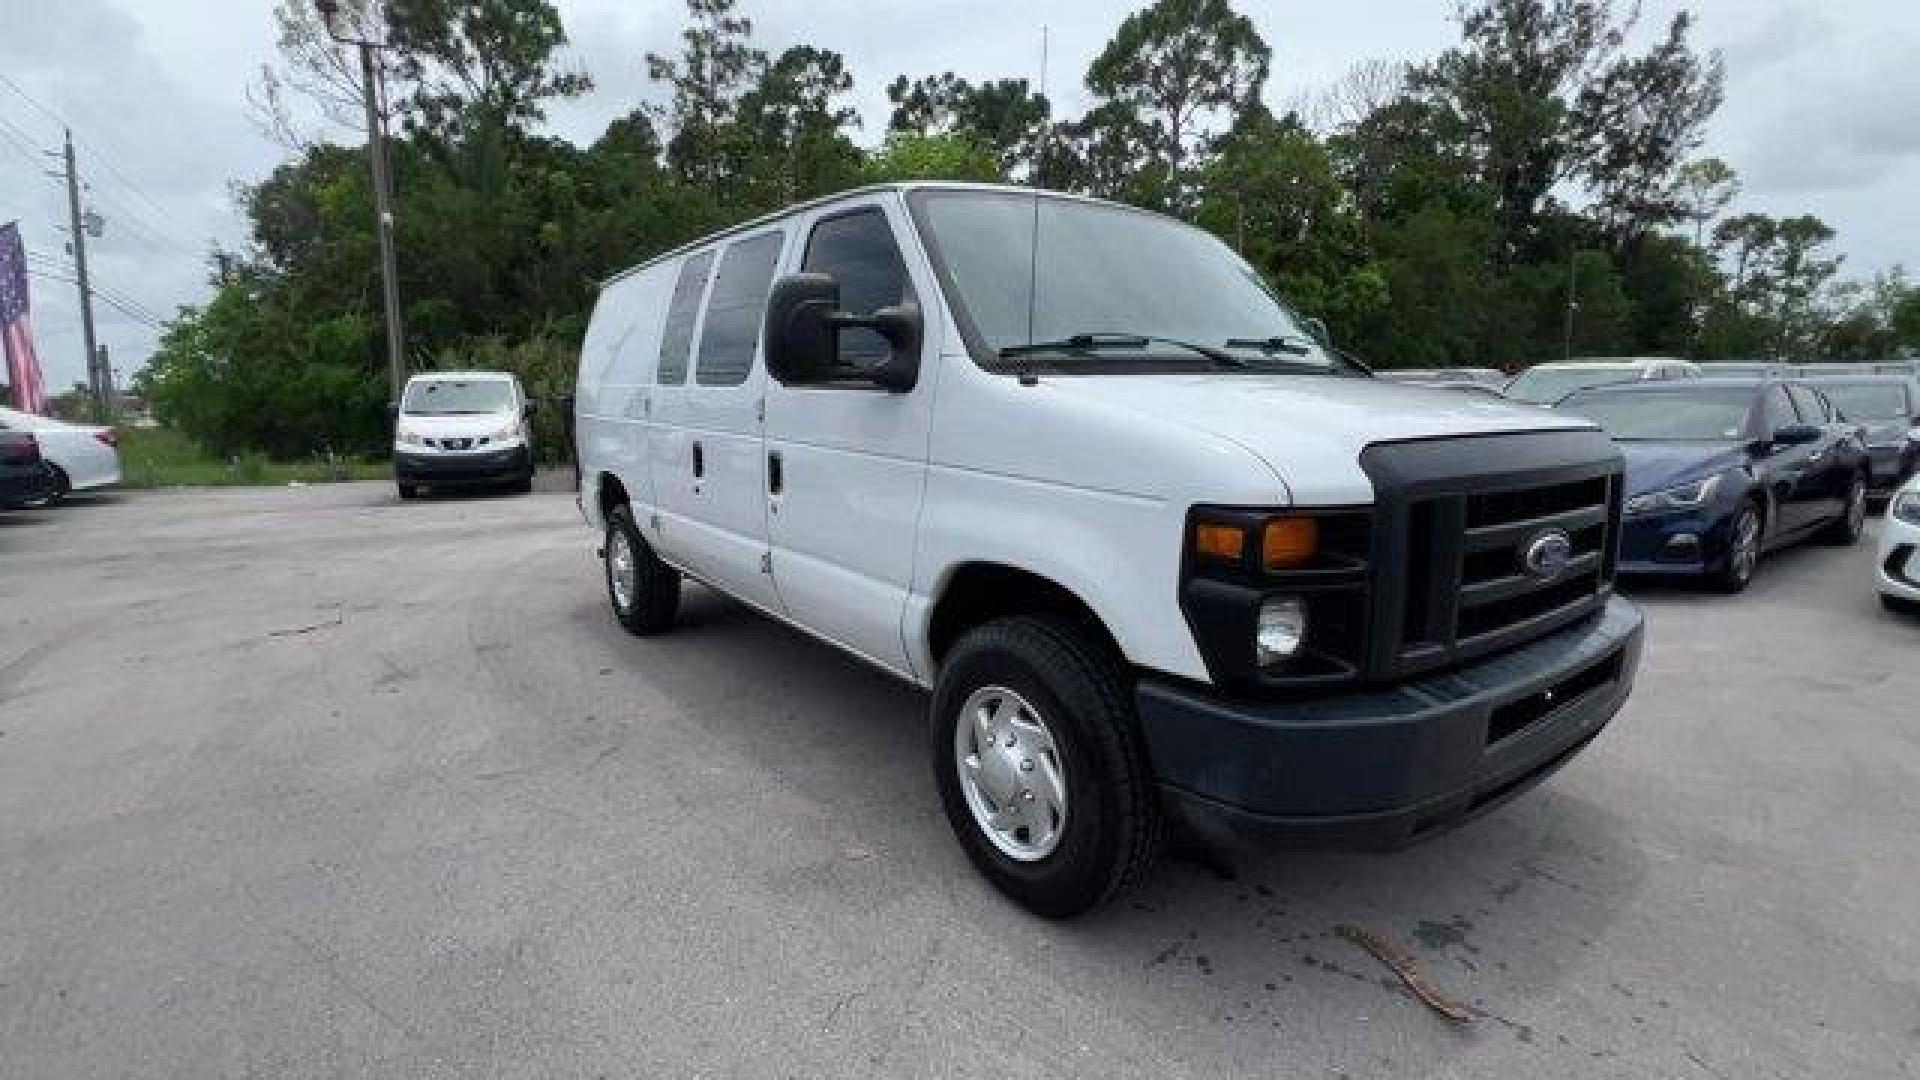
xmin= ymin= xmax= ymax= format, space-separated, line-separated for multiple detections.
xmin=1256 ymin=596 xmax=1307 ymax=667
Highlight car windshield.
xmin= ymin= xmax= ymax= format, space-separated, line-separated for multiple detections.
xmin=1818 ymin=382 xmax=1909 ymax=422
xmin=1505 ymin=367 xmax=1638 ymax=404
xmin=1559 ymin=388 xmax=1755 ymax=440
xmin=910 ymin=190 xmax=1336 ymax=373
xmin=402 ymin=379 xmax=514 ymax=415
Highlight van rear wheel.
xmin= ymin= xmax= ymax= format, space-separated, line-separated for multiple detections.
xmin=930 ymin=617 xmax=1163 ymax=918
xmin=605 ymin=505 xmax=679 ymax=635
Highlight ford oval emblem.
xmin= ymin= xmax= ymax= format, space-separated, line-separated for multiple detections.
xmin=1523 ymin=529 xmax=1574 ymax=582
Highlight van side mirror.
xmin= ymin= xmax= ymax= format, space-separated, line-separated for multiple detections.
xmin=523 ymin=397 xmax=540 ymax=417
xmin=385 ymin=401 xmax=400 ymax=420
xmin=1303 ymin=316 xmax=1331 ymax=348
xmin=764 ymin=272 xmax=922 ymax=393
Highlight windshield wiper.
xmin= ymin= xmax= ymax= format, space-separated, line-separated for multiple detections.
xmin=998 ymin=332 xmax=1240 ymax=367
xmin=1224 ymin=335 xmax=1313 ymax=356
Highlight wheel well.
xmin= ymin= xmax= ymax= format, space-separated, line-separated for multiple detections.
xmin=597 ymin=473 xmax=629 ymax=522
xmin=927 ymin=563 xmax=1123 ymax=669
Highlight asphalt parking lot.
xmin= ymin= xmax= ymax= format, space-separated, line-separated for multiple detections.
xmin=3 ymin=484 xmax=1917 ymax=1079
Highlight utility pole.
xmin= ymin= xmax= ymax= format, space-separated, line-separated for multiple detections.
xmin=1563 ymin=249 xmax=1579 ymax=363
xmin=58 ymin=130 xmax=103 ymax=414
xmin=318 ymin=0 xmax=405 ymax=402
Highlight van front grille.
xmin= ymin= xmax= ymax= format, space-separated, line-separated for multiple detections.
xmin=1359 ymin=430 xmax=1622 ymax=681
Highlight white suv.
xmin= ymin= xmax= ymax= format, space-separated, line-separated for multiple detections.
xmin=574 ymin=183 xmax=1645 ymax=916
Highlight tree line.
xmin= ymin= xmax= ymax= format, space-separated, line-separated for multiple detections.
xmin=134 ymin=0 xmax=1920 ymax=459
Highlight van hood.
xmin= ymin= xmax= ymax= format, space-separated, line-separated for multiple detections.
xmin=1041 ymin=372 xmax=1596 ymax=503
xmin=397 ymin=411 xmax=517 ymax=437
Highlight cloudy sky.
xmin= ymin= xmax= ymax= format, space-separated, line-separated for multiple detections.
xmin=2 ymin=0 xmax=1916 ymax=397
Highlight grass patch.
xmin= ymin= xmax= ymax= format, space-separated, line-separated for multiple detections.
xmin=117 ymin=427 xmax=390 ymax=488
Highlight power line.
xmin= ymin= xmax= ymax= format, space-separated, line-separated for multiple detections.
xmin=0 ymin=74 xmax=204 ymax=266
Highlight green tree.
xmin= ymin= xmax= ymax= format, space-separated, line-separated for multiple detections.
xmin=382 ymin=0 xmax=593 ymax=140
xmin=1085 ymin=0 xmax=1271 ymax=212
xmin=646 ymin=0 xmax=765 ymax=196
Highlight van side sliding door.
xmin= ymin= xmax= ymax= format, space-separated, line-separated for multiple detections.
xmin=665 ymin=230 xmax=788 ymax=613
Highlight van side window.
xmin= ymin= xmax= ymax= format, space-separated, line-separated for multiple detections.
xmin=804 ymin=209 xmax=912 ymax=367
xmin=696 ymin=231 xmax=785 ymax=387
xmin=657 ymin=250 xmax=714 ymax=385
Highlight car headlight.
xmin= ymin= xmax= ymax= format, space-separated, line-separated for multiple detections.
xmin=1892 ymin=490 xmax=1920 ymax=526
xmin=1255 ymin=596 xmax=1307 ymax=666
xmin=487 ymin=422 xmax=526 ymax=443
xmin=1625 ymin=475 xmax=1722 ymax=516
xmin=398 ymin=429 xmax=424 ymax=446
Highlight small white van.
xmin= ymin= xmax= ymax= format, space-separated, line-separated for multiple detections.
xmin=575 ymin=183 xmax=1645 ymax=916
xmin=392 ymin=371 xmax=535 ymax=498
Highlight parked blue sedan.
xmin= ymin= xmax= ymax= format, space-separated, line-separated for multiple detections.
xmin=1556 ymin=379 xmax=1870 ymax=591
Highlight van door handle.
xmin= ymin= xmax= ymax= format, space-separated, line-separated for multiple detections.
xmin=768 ymin=451 xmax=783 ymax=494
xmin=692 ymin=441 xmax=704 ymax=478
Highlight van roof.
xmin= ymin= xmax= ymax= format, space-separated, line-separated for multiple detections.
xmin=599 ymin=182 xmax=1147 ymax=289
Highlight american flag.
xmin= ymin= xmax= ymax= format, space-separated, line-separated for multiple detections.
xmin=1 ymin=221 xmax=48 ymax=415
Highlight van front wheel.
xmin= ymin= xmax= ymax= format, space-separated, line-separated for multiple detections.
xmin=931 ymin=617 xmax=1163 ymax=918
xmin=604 ymin=505 xmax=679 ymax=635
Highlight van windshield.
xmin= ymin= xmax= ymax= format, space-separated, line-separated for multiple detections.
xmin=402 ymin=379 xmax=514 ymax=415
xmin=910 ymin=190 xmax=1336 ymax=374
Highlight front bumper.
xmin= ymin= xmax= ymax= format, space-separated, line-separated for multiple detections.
xmin=394 ymin=445 xmax=531 ymax=485
xmin=1876 ymin=513 xmax=1920 ymax=602
xmin=1616 ymin=507 xmax=1732 ymax=577
xmin=1138 ymin=595 xmax=1644 ymax=848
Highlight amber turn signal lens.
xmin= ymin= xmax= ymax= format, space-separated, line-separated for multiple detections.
xmin=1261 ymin=517 xmax=1319 ymax=570
xmin=1193 ymin=523 xmax=1246 ymax=561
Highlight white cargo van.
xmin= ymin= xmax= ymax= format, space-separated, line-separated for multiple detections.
xmin=574 ymin=183 xmax=1644 ymax=916
xmin=392 ymin=371 xmax=535 ymax=498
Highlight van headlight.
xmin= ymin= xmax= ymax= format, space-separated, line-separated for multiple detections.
xmin=486 ymin=422 xmax=526 ymax=444
xmin=1625 ymin=475 xmax=1721 ymax=516
xmin=397 ymin=428 xmax=424 ymax=446
xmin=1255 ymin=596 xmax=1308 ymax=666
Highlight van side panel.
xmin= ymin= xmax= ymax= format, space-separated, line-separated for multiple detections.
xmin=576 ymin=262 xmax=676 ymax=530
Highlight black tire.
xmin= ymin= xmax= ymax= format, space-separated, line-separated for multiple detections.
xmin=397 ymin=482 xmax=419 ymax=500
xmin=512 ymin=473 xmax=534 ymax=494
xmin=604 ymin=504 xmax=679 ymax=635
xmin=23 ymin=465 xmax=68 ymax=508
xmin=1820 ymin=472 xmax=1868 ymax=545
xmin=1883 ymin=593 xmax=1920 ymax=617
xmin=930 ymin=616 xmax=1163 ymax=918
xmin=1712 ymin=500 xmax=1763 ymax=594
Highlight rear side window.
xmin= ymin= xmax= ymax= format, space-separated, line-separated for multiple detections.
xmin=804 ymin=209 xmax=913 ymax=367
xmin=656 ymin=250 xmax=714 ymax=386
xmin=695 ymin=231 xmax=785 ymax=387
xmin=1760 ymin=387 xmax=1796 ymax=433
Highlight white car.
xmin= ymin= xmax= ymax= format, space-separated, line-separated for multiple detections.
xmin=0 ymin=406 xmax=121 ymax=504
xmin=1877 ymin=473 xmax=1920 ymax=615
xmin=574 ymin=182 xmax=1645 ymax=917
xmin=1505 ymin=357 xmax=1701 ymax=405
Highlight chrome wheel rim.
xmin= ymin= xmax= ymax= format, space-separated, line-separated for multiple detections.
xmin=954 ymin=685 xmax=1067 ymax=862
xmin=1732 ymin=509 xmax=1760 ymax=582
xmin=607 ymin=528 xmax=636 ymax=613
